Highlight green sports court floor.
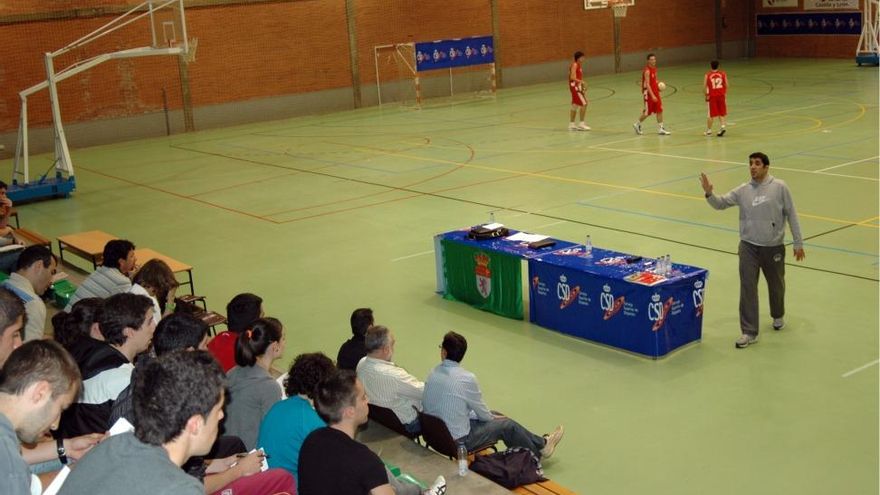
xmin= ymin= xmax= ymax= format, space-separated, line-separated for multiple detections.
xmin=4 ymin=58 xmax=878 ymax=494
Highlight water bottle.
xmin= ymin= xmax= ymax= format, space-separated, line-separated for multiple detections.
xmin=457 ymin=443 xmax=468 ymax=476
xmin=656 ymin=255 xmax=665 ymax=274
xmin=488 ymin=212 xmax=495 ymax=224
xmin=664 ymin=254 xmax=672 ymax=275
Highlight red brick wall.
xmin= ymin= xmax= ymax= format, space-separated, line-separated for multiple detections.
xmin=755 ymin=0 xmax=863 ymax=58
xmin=1 ymin=0 xmax=753 ymax=134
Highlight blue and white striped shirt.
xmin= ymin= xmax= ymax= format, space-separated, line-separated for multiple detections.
xmin=422 ymin=359 xmax=494 ymax=440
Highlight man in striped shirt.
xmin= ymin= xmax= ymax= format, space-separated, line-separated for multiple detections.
xmin=357 ymin=325 xmax=424 ymax=434
xmin=423 ymin=331 xmax=564 ymax=459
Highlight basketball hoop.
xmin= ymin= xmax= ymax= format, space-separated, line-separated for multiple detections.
xmin=610 ymin=1 xmax=628 ymax=18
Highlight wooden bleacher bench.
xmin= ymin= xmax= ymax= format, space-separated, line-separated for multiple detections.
xmin=514 ymin=480 xmax=578 ymax=495
xmin=13 ymin=228 xmax=52 ymax=249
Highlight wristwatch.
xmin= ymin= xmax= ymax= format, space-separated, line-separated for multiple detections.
xmin=57 ymin=437 xmax=68 ymax=465
xmin=704 ymin=192 xmax=712 ymax=198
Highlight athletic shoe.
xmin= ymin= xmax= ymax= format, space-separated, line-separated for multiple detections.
xmin=735 ymin=333 xmax=758 ymax=348
xmin=773 ymin=318 xmax=785 ymax=331
xmin=717 ymin=128 xmax=726 ymax=137
xmin=658 ymin=127 xmax=671 ymax=135
xmin=704 ymin=130 xmax=713 ymax=136
xmin=423 ymin=476 xmax=446 ymax=495
xmin=577 ymin=123 xmax=591 ymax=131
xmin=633 ymin=122 xmax=643 ymax=135
xmin=541 ymin=425 xmax=564 ymax=459
xmin=568 ymin=123 xmax=577 ymax=131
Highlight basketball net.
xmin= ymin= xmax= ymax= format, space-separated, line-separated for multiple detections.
xmin=610 ymin=1 xmax=627 ymax=18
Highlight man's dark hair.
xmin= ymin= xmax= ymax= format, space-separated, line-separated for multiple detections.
xmin=226 ymin=293 xmax=262 ymax=333
xmin=284 ymin=352 xmax=336 ymax=399
xmin=574 ymin=51 xmax=584 ymax=61
xmin=0 ymin=180 xmax=7 ymax=190
xmin=647 ymin=53 xmax=655 ymax=60
xmin=749 ymin=152 xmax=770 ymax=167
xmin=0 ymin=340 xmax=80 ymax=399
xmin=349 ymin=308 xmax=373 ymax=338
xmin=234 ymin=317 xmax=282 ymax=367
xmin=14 ymin=245 xmax=55 ymax=272
xmin=153 ymin=313 xmax=209 ymax=356
xmin=52 ymin=298 xmax=103 ymax=350
xmin=0 ymin=287 xmax=25 ymax=340
xmin=313 ymin=370 xmax=358 ymax=425
xmin=442 ymin=331 xmax=468 ymax=363
xmin=102 ymin=240 xmax=135 ymax=270
xmin=98 ymin=293 xmax=153 ymax=346
xmin=133 ymin=350 xmax=225 ymax=446
xmin=710 ymin=60 xmax=719 ymax=70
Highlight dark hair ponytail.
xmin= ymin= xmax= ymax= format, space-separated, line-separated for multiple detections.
xmin=52 ymin=298 xmax=103 ymax=350
xmin=234 ymin=317 xmax=283 ymax=367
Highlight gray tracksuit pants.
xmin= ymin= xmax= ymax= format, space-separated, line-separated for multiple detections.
xmin=739 ymin=241 xmax=785 ymax=335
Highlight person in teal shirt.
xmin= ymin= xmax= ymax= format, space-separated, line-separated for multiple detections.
xmin=257 ymin=352 xmax=335 ymax=477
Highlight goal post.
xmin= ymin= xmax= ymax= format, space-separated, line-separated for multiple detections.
xmin=374 ymin=35 xmax=497 ymax=108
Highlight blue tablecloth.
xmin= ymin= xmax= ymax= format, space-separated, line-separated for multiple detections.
xmin=435 ymin=228 xmax=708 ymax=358
xmin=528 ymin=247 xmax=707 ymax=357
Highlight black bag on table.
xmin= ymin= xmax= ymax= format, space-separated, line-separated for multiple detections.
xmin=469 ymin=447 xmax=547 ymax=489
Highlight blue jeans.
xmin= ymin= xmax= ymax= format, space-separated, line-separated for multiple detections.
xmin=462 ymin=416 xmax=546 ymax=457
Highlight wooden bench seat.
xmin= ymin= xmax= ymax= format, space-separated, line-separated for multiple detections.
xmin=514 ymin=479 xmax=578 ymax=495
xmin=13 ymin=228 xmax=51 ymax=249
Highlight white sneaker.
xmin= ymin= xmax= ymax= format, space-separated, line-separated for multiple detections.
xmin=423 ymin=475 xmax=446 ymax=495
xmin=577 ymin=123 xmax=591 ymax=131
xmin=704 ymin=130 xmax=713 ymax=136
xmin=540 ymin=425 xmax=564 ymax=459
xmin=568 ymin=123 xmax=577 ymax=131
xmin=735 ymin=333 xmax=758 ymax=348
xmin=658 ymin=127 xmax=671 ymax=135
xmin=633 ymin=122 xmax=643 ymax=135
xmin=773 ymin=318 xmax=785 ymax=331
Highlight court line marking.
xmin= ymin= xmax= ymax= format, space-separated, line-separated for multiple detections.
xmin=339 ymin=142 xmax=880 ymax=227
xmin=815 ymin=156 xmax=880 ymax=173
xmin=391 ymin=250 xmax=434 ymax=262
xmin=841 ymin=359 xmax=879 ymax=378
xmin=534 ymin=220 xmax=568 ymax=229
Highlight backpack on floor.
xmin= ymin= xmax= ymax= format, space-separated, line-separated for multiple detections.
xmin=469 ymin=447 xmax=547 ymax=489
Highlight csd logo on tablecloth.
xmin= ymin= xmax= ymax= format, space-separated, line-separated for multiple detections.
xmin=692 ymin=280 xmax=705 ymax=317
xmin=648 ymin=293 xmax=674 ymax=331
xmin=556 ymin=275 xmax=580 ymax=310
xmin=474 ymin=252 xmax=492 ymax=299
xmin=600 ymin=284 xmax=624 ymax=320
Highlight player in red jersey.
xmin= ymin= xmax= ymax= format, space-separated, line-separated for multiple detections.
xmin=633 ymin=53 xmax=670 ymax=135
xmin=704 ymin=60 xmax=728 ymax=137
xmin=568 ymin=51 xmax=590 ymax=131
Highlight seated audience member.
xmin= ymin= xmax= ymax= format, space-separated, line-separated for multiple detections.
xmin=337 ymin=308 xmax=373 ymax=371
xmin=0 ymin=287 xmax=24 ymax=366
xmin=258 ymin=352 xmax=336 ymax=477
xmin=58 ymin=351 xmax=225 ymax=495
xmin=298 ymin=370 xmax=445 ymax=495
xmin=52 ymin=298 xmax=105 ymax=351
xmin=0 ymin=182 xmax=21 ymax=274
xmin=0 ymin=340 xmax=81 ymax=495
xmin=225 ymin=317 xmax=284 ymax=450
xmin=65 ymin=239 xmax=138 ymax=310
xmin=58 ymin=293 xmax=155 ymax=438
xmin=423 ymin=331 xmax=564 ymax=459
xmin=109 ymin=313 xmax=296 ymax=495
xmin=208 ymin=293 xmax=263 ymax=372
xmin=130 ymin=258 xmax=179 ymax=324
xmin=2 ymin=245 xmax=57 ymax=341
xmin=356 ymin=325 xmax=423 ymax=434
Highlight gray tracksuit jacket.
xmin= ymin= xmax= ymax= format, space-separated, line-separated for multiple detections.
xmin=706 ymin=174 xmax=803 ymax=250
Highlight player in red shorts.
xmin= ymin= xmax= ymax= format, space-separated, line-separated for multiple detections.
xmin=568 ymin=51 xmax=590 ymax=131
xmin=633 ymin=53 xmax=670 ymax=135
xmin=704 ymin=60 xmax=728 ymax=137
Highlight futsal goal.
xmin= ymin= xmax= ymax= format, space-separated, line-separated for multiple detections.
xmin=374 ymin=36 xmax=496 ymax=108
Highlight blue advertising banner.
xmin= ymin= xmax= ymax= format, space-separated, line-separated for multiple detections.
xmin=528 ymin=248 xmax=708 ymax=358
xmin=757 ymin=12 xmax=862 ymax=35
xmin=415 ymin=36 xmax=494 ymax=72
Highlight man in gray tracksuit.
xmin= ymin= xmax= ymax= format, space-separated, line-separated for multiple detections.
xmin=700 ymin=152 xmax=806 ymax=348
